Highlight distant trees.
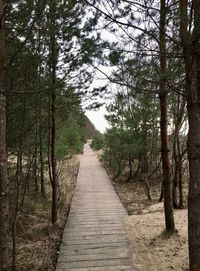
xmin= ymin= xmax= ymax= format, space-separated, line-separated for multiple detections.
xmin=103 ymin=86 xmax=159 ymax=199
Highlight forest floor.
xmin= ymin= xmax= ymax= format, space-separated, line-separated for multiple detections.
xmin=13 ymin=156 xmax=79 ymax=271
xmin=107 ymin=169 xmax=189 ymax=271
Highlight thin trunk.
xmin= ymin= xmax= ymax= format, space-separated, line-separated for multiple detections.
xmin=38 ymin=27 xmax=45 ymax=199
xmin=50 ymin=0 xmax=57 ymax=224
xmin=12 ymin=101 xmax=25 ymax=270
xmin=159 ymin=0 xmax=175 ymax=232
xmin=149 ymin=158 xmax=161 ymax=179
xmin=172 ymin=138 xmax=178 ymax=208
xmin=177 ymin=133 xmax=184 ymax=208
xmin=0 ymin=2 xmax=9 ymax=269
xmin=34 ymin=123 xmax=39 ymax=193
xmin=126 ymin=155 xmax=132 ymax=182
xmin=51 ymin=77 xmax=57 ymax=224
xmin=159 ymin=181 xmax=164 ymax=202
xmin=143 ymin=174 xmax=152 ymax=201
xmin=172 ymin=93 xmax=186 ymax=209
xmin=20 ymin=155 xmax=33 ymax=208
xmin=141 ymin=155 xmax=151 ymax=201
xmin=12 ymin=151 xmax=21 ymax=271
xmin=159 ymin=94 xmax=175 ymax=231
xmin=178 ymin=161 xmax=184 ymax=209
xmin=113 ymin=162 xmax=121 ymax=180
xmin=39 ymin=121 xmax=45 ymax=198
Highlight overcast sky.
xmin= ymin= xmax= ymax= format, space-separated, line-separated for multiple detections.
xmin=86 ymin=106 xmax=108 ymax=133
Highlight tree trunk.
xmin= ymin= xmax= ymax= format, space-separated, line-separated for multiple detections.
xmin=39 ymin=121 xmax=45 ymax=198
xmin=20 ymin=154 xmax=33 ymax=208
xmin=143 ymin=174 xmax=152 ymax=201
xmin=177 ymin=132 xmax=184 ymax=209
xmin=159 ymin=181 xmax=164 ymax=202
xmin=50 ymin=0 xmax=57 ymax=224
xmin=172 ymin=92 xmax=186 ymax=209
xmin=51 ymin=77 xmax=57 ymax=224
xmin=38 ymin=27 xmax=45 ymax=199
xmin=179 ymin=1 xmax=200 ymax=269
xmin=159 ymin=94 xmax=175 ymax=231
xmin=159 ymin=0 xmax=175 ymax=232
xmin=178 ymin=160 xmax=184 ymax=209
xmin=126 ymin=155 xmax=132 ymax=182
xmin=12 ymin=151 xmax=21 ymax=271
xmin=187 ymin=100 xmax=200 ymax=271
xmin=172 ymin=138 xmax=179 ymax=208
xmin=34 ymin=124 xmax=39 ymax=193
xmin=0 ymin=2 xmax=9 ymax=270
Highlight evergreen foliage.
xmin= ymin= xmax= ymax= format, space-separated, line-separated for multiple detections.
xmin=91 ymin=132 xmax=105 ymax=150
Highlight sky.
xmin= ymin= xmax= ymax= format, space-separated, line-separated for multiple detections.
xmin=85 ymin=106 xmax=109 ymax=133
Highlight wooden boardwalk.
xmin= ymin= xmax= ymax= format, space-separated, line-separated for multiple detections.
xmin=56 ymin=143 xmax=134 ymax=271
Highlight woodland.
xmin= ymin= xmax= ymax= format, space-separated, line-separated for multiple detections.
xmin=0 ymin=1 xmax=200 ymax=271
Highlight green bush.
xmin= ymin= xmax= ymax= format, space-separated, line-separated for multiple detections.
xmin=56 ymin=117 xmax=86 ymax=159
xmin=91 ymin=133 xmax=105 ymax=150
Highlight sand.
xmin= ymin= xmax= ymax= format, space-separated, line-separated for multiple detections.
xmin=125 ymin=203 xmax=188 ymax=271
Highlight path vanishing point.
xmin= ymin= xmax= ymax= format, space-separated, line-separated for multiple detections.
xmin=56 ymin=143 xmax=134 ymax=271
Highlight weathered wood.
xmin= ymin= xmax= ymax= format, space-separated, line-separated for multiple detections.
xmin=61 ymin=236 xmax=128 ymax=246
xmin=56 ymin=144 xmax=134 ymax=270
xmin=57 ymin=258 xmax=132 ymax=269
xmin=59 ymin=246 xmax=130 ymax=255
xmin=60 ymin=242 xmax=129 ymax=251
xmin=58 ymin=251 xmax=130 ymax=261
xmin=56 ymin=266 xmax=133 ymax=271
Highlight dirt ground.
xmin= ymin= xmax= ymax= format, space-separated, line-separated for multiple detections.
xmin=110 ymin=175 xmax=189 ymax=271
xmin=15 ymin=156 xmax=79 ymax=271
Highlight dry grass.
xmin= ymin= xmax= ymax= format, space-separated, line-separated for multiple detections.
xmin=12 ymin=156 xmax=79 ymax=271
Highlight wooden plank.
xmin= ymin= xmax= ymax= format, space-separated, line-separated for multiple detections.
xmin=57 ymin=258 xmax=132 ymax=269
xmin=56 ymin=266 xmax=133 ymax=271
xmin=66 ymin=223 xmax=123 ymax=228
xmin=66 ymin=219 xmax=124 ymax=223
xmin=59 ymin=246 xmax=130 ymax=256
xmin=58 ymin=251 xmax=130 ymax=262
xmin=61 ymin=236 xmax=128 ymax=245
xmin=59 ymin=241 xmax=129 ymax=251
xmin=62 ymin=232 xmax=128 ymax=239
xmin=64 ymin=227 xmax=124 ymax=233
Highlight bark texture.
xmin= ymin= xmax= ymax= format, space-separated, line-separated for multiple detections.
xmin=0 ymin=1 xmax=9 ymax=269
xmin=50 ymin=0 xmax=57 ymax=224
xmin=180 ymin=0 xmax=200 ymax=270
xmin=159 ymin=0 xmax=175 ymax=232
